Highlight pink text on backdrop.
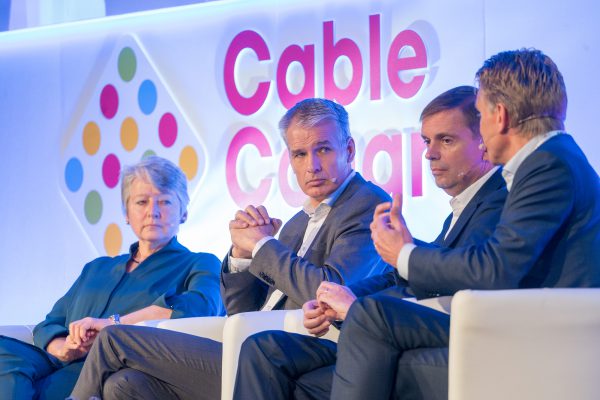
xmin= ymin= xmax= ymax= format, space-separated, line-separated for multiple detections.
xmin=224 ymin=14 xmax=428 ymax=114
xmin=226 ymin=126 xmax=427 ymax=207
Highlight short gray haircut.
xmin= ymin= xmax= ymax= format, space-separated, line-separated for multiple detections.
xmin=121 ymin=156 xmax=189 ymax=217
xmin=278 ymin=98 xmax=351 ymax=147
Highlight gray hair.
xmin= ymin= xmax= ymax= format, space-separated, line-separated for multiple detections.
xmin=121 ymin=156 xmax=189 ymax=217
xmin=278 ymin=98 xmax=351 ymax=147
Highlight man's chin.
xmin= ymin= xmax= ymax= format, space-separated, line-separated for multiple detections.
xmin=305 ymin=188 xmax=333 ymax=204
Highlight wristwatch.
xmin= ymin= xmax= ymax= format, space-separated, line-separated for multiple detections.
xmin=108 ymin=314 xmax=121 ymax=325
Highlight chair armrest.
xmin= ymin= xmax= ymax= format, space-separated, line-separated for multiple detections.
xmin=280 ymin=296 xmax=451 ymax=346
xmin=0 ymin=325 xmax=35 ymax=345
xmin=136 ymin=317 xmax=227 ymax=343
xmin=221 ymin=310 xmax=290 ymax=400
xmin=404 ymin=296 xmax=452 ymax=314
xmin=449 ymin=288 xmax=600 ymax=400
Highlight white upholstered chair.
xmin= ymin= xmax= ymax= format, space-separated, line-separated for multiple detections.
xmin=448 ymin=288 xmax=600 ymax=400
xmin=11 ymin=290 xmax=598 ymax=400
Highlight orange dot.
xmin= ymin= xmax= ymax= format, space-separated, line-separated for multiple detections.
xmin=120 ymin=117 xmax=139 ymax=152
xmin=104 ymin=223 xmax=123 ymax=256
xmin=179 ymin=146 xmax=199 ymax=181
xmin=83 ymin=121 xmax=101 ymax=155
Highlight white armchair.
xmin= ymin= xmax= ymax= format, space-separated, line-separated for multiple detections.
xmin=0 ymin=324 xmax=35 ymax=344
xmin=0 ymin=295 xmax=450 ymax=400
xmin=449 ymin=288 xmax=600 ymax=400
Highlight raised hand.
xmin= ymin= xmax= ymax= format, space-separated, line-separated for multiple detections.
xmin=370 ymin=193 xmax=413 ymax=266
xmin=229 ymin=205 xmax=283 ymax=258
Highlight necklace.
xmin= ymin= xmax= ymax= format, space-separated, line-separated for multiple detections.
xmin=131 ymin=249 xmax=144 ymax=265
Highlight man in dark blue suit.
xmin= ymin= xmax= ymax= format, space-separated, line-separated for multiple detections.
xmin=233 ymin=85 xmax=508 ymax=400
xmin=327 ymin=49 xmax=600 ymax=400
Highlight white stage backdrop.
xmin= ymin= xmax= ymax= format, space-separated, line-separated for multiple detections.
xmin=0 ymin=0 xmax=598 ymax=324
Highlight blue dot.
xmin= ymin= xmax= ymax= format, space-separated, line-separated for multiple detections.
xmin=65 ymin=157 xmax=84 ymax=192
xmin=138 ymin=79 xmax=157 ymax=115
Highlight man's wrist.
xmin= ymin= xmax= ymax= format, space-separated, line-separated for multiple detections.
xmin=396 ymin=243 xmax=417 ymax=280
xmin=231 ymin=245 xmax=251 ymax=259
xmin=252 ymin=236 xmax=275 ymax=257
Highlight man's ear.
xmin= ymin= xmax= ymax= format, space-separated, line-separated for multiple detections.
xmin=496 ymin=103 xmax=510 ymax=133
xmin=180 ymin=211 xmax=188 ymax=224
xmin=346 ymin=137 xmax=356 ymax=163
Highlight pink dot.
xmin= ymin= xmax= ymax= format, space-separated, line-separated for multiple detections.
xmin=100 ymin=84 xmax=119 ymax=119
xmin=159 ymin=112 xmax=178 ymax=148
xmin=102 ymin=154 xmax=121 ymax=188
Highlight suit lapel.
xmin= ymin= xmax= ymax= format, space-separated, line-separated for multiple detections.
xmin=443 ymin=169 xmax=505 ymax=247
xmin=433 ymin=214 xmax=452 ymax=246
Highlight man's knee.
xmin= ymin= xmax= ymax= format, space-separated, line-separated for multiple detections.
xmin=240 ymin=330 xmax=284 ymax=363
xmin=102 ymin=369 xmax=143 ymax=400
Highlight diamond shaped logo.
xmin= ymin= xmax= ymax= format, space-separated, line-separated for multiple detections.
xmin=60 ymin=34 xmax=207 ymax=256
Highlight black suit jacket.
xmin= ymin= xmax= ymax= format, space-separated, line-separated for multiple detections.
xmin=221 ymin=173 xmax=391 ymax=315
xmin=410 ymin=133 xmax=600 ymax=292
xmin=350 ymin=168 xmax=508 ymax=299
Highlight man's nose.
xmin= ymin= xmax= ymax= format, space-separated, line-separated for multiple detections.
xmin=307 ymin=153 xmax=322 ymax=172
xmin=425 ymin=145 xmax=440 ymax=160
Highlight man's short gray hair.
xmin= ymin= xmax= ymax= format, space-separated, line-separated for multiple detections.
xmin=278 ymin=98 xmax=351 ymax=147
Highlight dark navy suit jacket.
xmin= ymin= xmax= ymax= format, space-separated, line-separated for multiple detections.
xmin=410 ymin=133 xmax=600 ymax=292
xmin=350 ymin=168 xmax=508 ymax=300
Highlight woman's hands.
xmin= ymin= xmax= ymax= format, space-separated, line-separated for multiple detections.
xmin=46 ymin=334 xmax=95 ymax=362
xmin=46 ymin=316 xmax=113 ymax=361
xmin=68 ymin=317 xmax=112 ymax=346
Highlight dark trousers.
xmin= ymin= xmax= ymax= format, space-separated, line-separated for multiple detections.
xmin=233 ymin=330 xmax=337 ymax=400
xmin=331 ymin=291 xmax=450 ymax=400
xmin=0 ymin=335 xmax=84 ymax=400
xmin=70 ymin=325 xmax=222 ymax=400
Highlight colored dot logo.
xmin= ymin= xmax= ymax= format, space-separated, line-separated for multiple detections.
xmin=61 ymin=36 xmax=207 ymax=256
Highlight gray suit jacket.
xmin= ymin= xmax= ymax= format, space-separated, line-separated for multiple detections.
xmin=350 ymin=168 xmax=507 ymax=299
xmin=221 ymin=173 xmax=390 ymax=315
xmin=221 ymin=173 xmax=391 ymax=315
xmin=410 ymin=133 xmax=600 ymax=292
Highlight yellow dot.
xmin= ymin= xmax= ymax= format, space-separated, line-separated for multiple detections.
xmin=120 ymin=117 xmax=139 ymax=152
xmin=179 ymin=146 xmax=199 ymax=181
xmin=104 ymin=223 xmax=123 ymax=256
xmin=83 ymin=121 xmax=101 ymax=155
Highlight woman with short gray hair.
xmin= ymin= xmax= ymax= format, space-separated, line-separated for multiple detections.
xmin=0 ymin=156 xmax=223 ymax=399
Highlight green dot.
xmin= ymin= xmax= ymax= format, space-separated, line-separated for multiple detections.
xmin=84 ymin=190 xmax=103 ymax=224
xmin=142 ymin=149 xmax=157 ymax=160
xmin=118 ymin=47 xmax=137 ymax=82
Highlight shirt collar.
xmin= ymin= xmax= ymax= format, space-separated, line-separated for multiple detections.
xmin=302 ymin=170 xmax=356 ymax=217
xmin=450 ymin=166 xmax=499 ymax=212
xmin=502 ymin=130 xmax=563 ymax=191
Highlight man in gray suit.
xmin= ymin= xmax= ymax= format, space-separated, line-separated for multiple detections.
xmin=69 ymin=98 xmax=390 ymax=400
xmin=328 ymin=49 xmax=600 ymax=400
xmin=221 ymin=98 xmax=390 ymax=313
xmin=232 ymin=85 xmax=508 ymax=400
